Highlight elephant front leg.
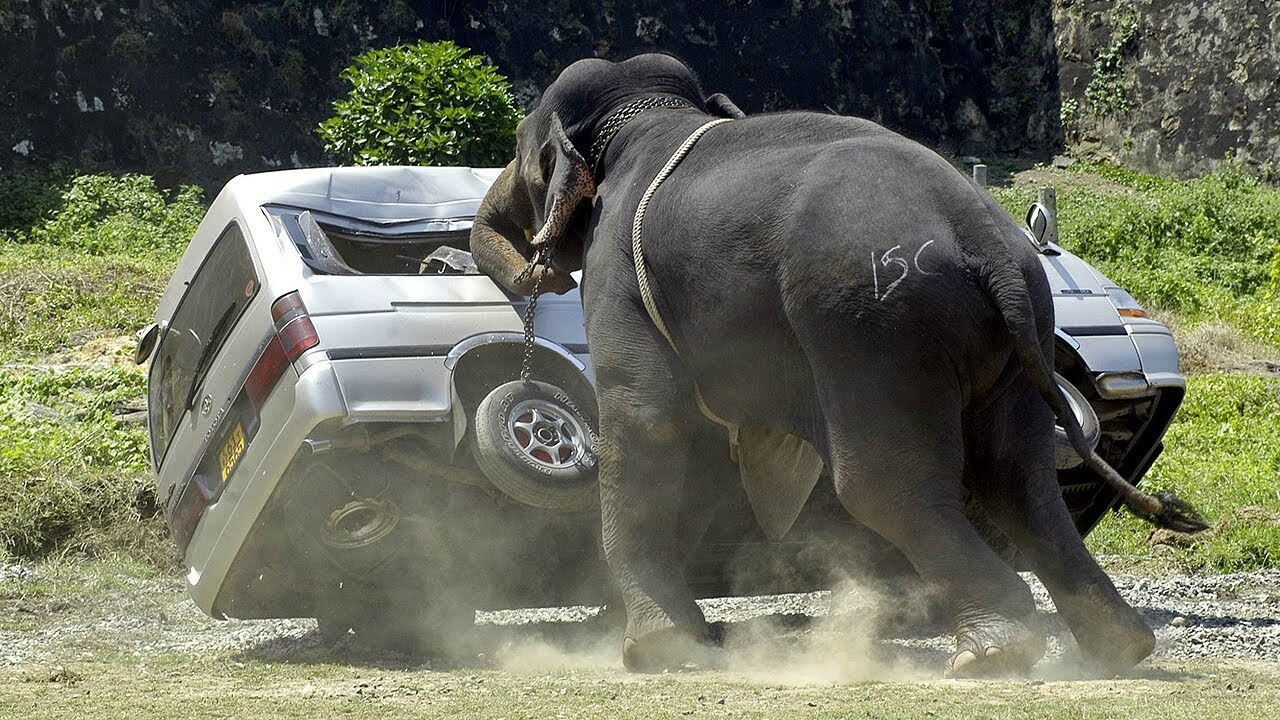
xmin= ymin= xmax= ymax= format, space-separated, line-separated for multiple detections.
xmin=596 ymin=381 xmax=713 ymax=672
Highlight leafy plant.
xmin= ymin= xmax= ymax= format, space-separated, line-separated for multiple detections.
xmin=0 ymin=162 xmax=75 ymax=239
xmin=317 ymin=40 xmax=521 ymax=167
xmin=1084 ymin=6 xmax=1139 ymax=117
xmin=21 ymin=174 xmax=204 ymax=258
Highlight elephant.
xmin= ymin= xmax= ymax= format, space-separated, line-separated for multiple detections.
xmin=469 ymin=53 xmax=1205 ymax=677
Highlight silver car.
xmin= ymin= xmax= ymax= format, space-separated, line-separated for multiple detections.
xmin=138 ymin=166 xmax=1183 ymax=647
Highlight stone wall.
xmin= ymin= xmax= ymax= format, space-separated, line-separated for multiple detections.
xmin=1055 ymin=0 xmax=1279 ymax=177
xmin=1 ymin=0 xmax=1274 ymax=188
xmin=0 ymin=0 xmax=1059 ymax=190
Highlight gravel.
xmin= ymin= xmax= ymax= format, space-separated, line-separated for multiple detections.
xmin=3 ymin=561 xmax=1278 ymax=672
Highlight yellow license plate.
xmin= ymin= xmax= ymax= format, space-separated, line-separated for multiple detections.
xmin=218 ymin=422 xmax=247 ymax=482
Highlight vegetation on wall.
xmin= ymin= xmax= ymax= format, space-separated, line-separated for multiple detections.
xmin=1083 ymin=6 xmax=1140 ymax=118
xmin=316 ymin=40 xmax=522 ymax=167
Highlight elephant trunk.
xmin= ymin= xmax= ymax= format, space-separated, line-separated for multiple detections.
xmin=470 ymin=160 xmax=542 ymax=296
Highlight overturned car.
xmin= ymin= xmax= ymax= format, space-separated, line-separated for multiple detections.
xmin=138 ymin=166 xmax=1184 ymax=647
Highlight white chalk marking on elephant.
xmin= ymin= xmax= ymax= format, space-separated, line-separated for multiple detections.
xmin=914 ymin=240 xmax=938 ymax=275
xmin=872 ymin=245 xmax=909 ymax=302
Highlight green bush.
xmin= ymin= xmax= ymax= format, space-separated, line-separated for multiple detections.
xmin=0 ymin=365 xmax=156 ymax=560
xmin=0 ymin=162 xmax=74 ymax=239
xmin=317 ymin=40 xmax=521 ymax=167
xmin=23 ymin=174 xmax=205 ymax=258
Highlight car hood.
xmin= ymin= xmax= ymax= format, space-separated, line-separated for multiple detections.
xmin=1037 ymin=243 xmax=1125 ymax=335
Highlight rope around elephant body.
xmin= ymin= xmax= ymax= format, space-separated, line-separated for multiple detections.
xmin=630 ymin=117 xmax=738 ymax=436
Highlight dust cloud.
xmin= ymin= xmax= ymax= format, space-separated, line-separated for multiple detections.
xmin=712 ymin=577 xmax=937 ymax=684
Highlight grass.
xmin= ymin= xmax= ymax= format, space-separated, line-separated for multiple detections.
xmin=1086 ymin=373 xmax=1280 ymax=569
xmin=0 ymin=171 xmax=193 ymax=563
xmin=0 ymin=364 xmax=168 ymax=563
xmin=0 ymin=654 xmax=1276 ymax=719
xmin=990 ymin=161 xmax=1280 ymax=349
xmin=0 ymin=242 xmax=170 ymax=362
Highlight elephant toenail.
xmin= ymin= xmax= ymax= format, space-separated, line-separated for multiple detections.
xmin=945 ymin=650 xmax=978 ymax=678
xmin=985 ymin=647 xmax=1004 ymax=658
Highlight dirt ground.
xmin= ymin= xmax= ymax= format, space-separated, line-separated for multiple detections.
xmin=3 ymin=561 xmax=1278 ymax=719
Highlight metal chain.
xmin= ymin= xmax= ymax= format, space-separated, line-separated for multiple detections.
xmin=518 ymin=242 xmax=555 ymax=382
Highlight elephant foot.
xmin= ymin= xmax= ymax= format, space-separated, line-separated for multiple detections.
xmin=1069 ymin=604 xmax=1155 ymax=676
xmin=623 ymin=624 xmax=716 ymax=673
xmin=944 ymin=616 xmax=1045 ymax=679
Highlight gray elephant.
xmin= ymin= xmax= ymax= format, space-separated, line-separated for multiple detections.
xmin=470 ymin=53 xmax=1204 ymax=677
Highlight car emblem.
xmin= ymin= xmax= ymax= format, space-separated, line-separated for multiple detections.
xmin=201 ymin=395 xmax=212 ymax=416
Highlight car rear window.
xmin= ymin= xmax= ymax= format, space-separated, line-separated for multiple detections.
xmin=148 ymin=223 xmax=260 ymax=465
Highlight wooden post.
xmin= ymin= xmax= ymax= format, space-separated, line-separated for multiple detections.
xmin=972 ymin=164 xmax=988 ymax=188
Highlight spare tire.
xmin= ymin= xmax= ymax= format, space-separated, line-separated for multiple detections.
xmin=471 ymin=379 xmax=599 ymax=512
xmin=1054 ymin=372 xmax=1101 ymax=469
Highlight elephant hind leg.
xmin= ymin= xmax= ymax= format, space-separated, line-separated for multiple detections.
xmin=968 ymin=379 xmax=1154 ymax=675
xmin=821 ymin=380 xmax=1045 ymax=678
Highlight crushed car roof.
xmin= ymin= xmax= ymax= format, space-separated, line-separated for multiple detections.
xmin=229 ymin=166 xmax=504 ymax=225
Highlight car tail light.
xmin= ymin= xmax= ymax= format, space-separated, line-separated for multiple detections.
xmin=169 ymin=473 xmax=219 ymax=554
xmin=244 ymin=291 xmax=319 ymax=410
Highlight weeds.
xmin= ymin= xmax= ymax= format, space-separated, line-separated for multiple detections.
xmin=992 ymin=161 xmax=1280 ymax=349
xmin=0 ymin=365 xmax=162 ymax=561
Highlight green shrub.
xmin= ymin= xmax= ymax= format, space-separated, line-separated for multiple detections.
xmin=0 ymin=163 xmax=75 ymax=239
xmin=24 ymin=174 xmax=204 ymax=258
xmin=317 ymin=40 xmax=521 ymax=167
xmin=0 ymin=365 xmax=157 ymax=560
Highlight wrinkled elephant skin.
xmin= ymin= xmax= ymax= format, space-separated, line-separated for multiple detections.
xmin=470 ymin=53 xmax=1155 ymax=677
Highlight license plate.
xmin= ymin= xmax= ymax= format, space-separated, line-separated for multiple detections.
xmin=217 ymin=421 xmax=247 ymax=482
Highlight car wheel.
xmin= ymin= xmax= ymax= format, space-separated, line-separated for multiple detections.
xmin=1054 ymin=372 xmax=1101 ymax=469
xmin=471 ymin=379 xmax=599 ymax=512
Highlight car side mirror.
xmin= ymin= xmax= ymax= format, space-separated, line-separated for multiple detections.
xmin=135 ymin=322 xmax=161 ymax=365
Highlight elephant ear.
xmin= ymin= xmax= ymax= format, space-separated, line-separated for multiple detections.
xmin=530 ymin=112 xmax=596 ymax=247
xmin=705 ymin=93 xmax=746 ymax=119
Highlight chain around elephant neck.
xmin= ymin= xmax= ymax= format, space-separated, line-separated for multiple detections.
xmin=589 ymin=96 xmax=693 ymax=181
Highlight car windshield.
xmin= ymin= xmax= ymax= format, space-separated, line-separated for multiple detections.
xmin=148 ymin=223 xmax=259 ymax=465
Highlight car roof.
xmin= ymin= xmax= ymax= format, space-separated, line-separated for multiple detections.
xmin=224 ymin=166 xmax=505 ymax=225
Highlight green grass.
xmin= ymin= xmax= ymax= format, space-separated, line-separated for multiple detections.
xmin=991 ymin=161 xmax=1280 ymax=349
xmin=0 ymin=170 xmax=193 ymax=563
xmin=1087 ymin=374 xmax=1280 ymax=570
xmin=0 ymin=242 xmax=171 ymax=362
xmin=0 ymin=364 xmax=165 ymax=562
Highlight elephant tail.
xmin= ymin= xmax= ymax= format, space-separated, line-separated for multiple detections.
xmin=976 ymin=223 xmax=1210 ymax=534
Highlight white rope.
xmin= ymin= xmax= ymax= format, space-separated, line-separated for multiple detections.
xmin=630 ymin=117 xmax=736 ymax=432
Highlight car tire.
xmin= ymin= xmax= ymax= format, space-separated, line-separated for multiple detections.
xmin=471 ymin=379 xmax=599 ymax=512
xmin=1054 ymin=372 xmax=1101 ymax=469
